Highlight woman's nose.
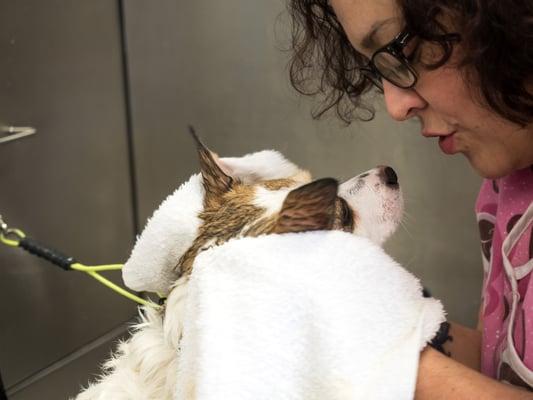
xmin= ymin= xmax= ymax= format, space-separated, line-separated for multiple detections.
xmin=382 ymin=80 xmax=427 ymax=121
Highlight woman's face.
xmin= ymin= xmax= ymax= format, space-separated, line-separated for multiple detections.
xmin=330 ymin=0 xmax=533 ymax=178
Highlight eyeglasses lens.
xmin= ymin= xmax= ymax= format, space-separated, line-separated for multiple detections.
xmin=372 ymin=51 xmax=415 ymax=88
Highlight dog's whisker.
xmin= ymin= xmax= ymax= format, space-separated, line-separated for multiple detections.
xmin=401 ymin=209 xmax=415 ymax=224
xmin=399 ymin=219 xmax=414 ymax=239
xmin=403 ymin=250 xmax=419 ymax=270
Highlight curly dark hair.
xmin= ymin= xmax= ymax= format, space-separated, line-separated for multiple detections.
xmin=288 ymin=0 xmax=533 ymax=125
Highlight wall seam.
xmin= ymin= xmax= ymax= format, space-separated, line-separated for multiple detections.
xmin=118 ymin=0 xmax=140 ymax=238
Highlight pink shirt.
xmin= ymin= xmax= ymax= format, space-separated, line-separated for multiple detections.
xmin=475 ymin=166 xmax=533 ymax=390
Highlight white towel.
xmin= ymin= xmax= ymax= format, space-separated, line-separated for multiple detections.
xmin=121 ymin=148 xmax=445 ymax=399
xmin=122 ymin=173 xmax=204 ymax=295
xmin=175 ymin=230 xmax=445 ymax=400
xmin=122 ymin=150 xmax=303 ymax=296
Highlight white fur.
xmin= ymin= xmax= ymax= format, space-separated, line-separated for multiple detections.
xmin=251 ymin=166 xmax=404 ymax=246
xmin=75 ymin=307 xmax=178 ymax=400
xmin=218 ymin=150 xmax=301 ymax=184
xmin=339 ymin=167 xmax=404 ymax=245
xmin=252 ymin=186 xmax=292 ymax=217
xmin=75 ymin=279 xmax=192 ymax=399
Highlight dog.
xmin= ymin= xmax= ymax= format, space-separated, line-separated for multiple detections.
xmin=75 ymin=131 xmax=403 ymax=399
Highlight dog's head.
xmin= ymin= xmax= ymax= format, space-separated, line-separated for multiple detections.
xmin=177 ymin=130 xmax=403 ymax=277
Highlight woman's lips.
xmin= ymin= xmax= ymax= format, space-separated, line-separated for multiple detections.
xmin=422 ymin=131 xmax=458 ymax=155
xmin=438 ymin=132 xmax=457 ymax=155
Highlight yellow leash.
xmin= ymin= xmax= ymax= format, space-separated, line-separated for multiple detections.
xmin=0 ymin=215 xmax=161 ymax=309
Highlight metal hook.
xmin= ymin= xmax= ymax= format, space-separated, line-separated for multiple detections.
xmin=3 ymin=228 xmax=24 ymax=241
xmin=0 ymin=214 xmax=8 ymax=234
xmin=0 ymin=215 xmax=25 ymax=246
xmin=0 ymin=125 xmax=37 ymax=144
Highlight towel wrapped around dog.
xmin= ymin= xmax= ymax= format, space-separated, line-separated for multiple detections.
xmin=174 ymin=230 xmax=445 ymax=400
xmin=120 ymin=149 xmax=445 ymax=399
xmin=123 ymin=150 xmax=305 ymax=296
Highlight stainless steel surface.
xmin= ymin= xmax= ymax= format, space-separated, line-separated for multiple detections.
xmin=0 ymin=0 xmax=136 ymax=390
xmin=124 ymin=0 xmax=482 ymax=327
xmin=9 ymin=321 xmax=132 ymax=400
xmin=0 ymin=125 xmax=36 ymax=144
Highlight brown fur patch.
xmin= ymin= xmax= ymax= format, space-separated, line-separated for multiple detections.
xmin=243 ymin=216 xmax=278 ymax=237
xmin=176 ymin=184 xmax=265 ymax=277
xmin=175 ymin=176 xmax=361 ymax=278
xmin=333 ymin=197 xmax=356 ymax=232
xmin=190 ymin=128 xmax=234 ymax=210
xmin=274 ymin=178 xmax=338 ymax=234
xmin=261 ymin=178 xmax=296 ymax=190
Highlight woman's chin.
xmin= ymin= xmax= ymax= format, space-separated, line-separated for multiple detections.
xmin=467 ymin=153 xmax=515 ymax=179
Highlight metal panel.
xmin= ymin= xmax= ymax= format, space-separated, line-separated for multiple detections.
xmin=0 ymin=0 xmax=136 ymax=390
xmin=124 ymin=0 xmax=482 ymax=328
xmin=9 ymin=323 xmax=132 ymax=400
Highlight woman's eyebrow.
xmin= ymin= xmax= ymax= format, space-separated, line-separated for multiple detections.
xmin=361 ymin=18 xmax=395 ymax=50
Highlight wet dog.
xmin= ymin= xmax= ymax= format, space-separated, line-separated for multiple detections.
xmin=75 ymin=132 xmax=403 ymax=399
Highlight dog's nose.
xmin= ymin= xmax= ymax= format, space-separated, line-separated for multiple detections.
xmin=380 ymin=166 xmax=398 ymax=187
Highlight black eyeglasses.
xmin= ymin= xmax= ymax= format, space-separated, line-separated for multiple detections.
xmin=360 ymin=29 xmax=419 ymax=92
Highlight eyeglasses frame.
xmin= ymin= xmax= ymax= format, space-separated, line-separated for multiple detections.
xmin=359 ymin=28 xmax=419 ymax=92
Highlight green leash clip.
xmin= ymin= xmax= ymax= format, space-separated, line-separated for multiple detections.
xmin=0 ymin=214 xmax=161 ymax=309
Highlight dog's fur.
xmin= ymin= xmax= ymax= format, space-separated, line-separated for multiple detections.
xmin=75 ymin=135 xmax=403 ymax=399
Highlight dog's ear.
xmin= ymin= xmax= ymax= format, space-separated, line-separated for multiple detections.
xmin=189 ymin=126 xmax=233 ymax=207
xmin=274 ymin=178 xmax=338 ymax=234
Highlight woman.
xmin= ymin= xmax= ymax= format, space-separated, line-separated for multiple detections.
xmin=288 ymin=0 xmax=533 ymax=398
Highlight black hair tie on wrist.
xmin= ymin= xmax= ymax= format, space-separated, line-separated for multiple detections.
xmin=423 ymin=287 xmax=453 ymax=356
xmin=429 ymin=321 xmax=453 ymax=356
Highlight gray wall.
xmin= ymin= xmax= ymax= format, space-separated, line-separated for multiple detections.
xmin=124 ymin=0 xmax=483 ymax=327
xmin=0 ymin=2 xmax=136 ymax=398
